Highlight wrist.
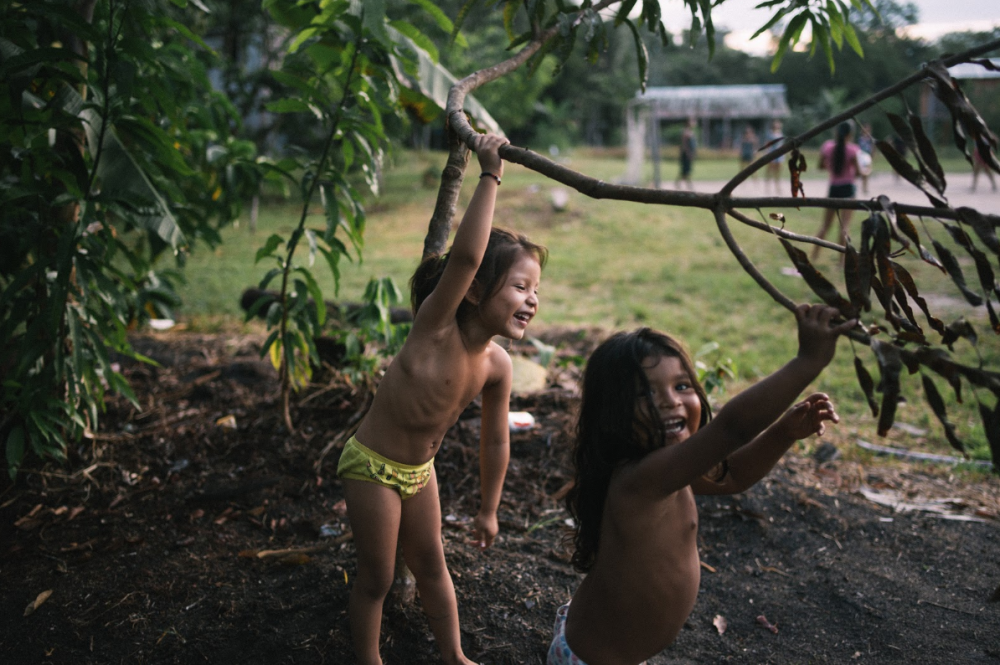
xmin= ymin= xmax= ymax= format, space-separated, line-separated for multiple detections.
xmin=480 ymin=171 xmax=501 ymax=185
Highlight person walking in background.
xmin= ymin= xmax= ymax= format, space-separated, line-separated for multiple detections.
xmin=764 ymin=119 xmax=785 ymax=194
xmin=812 ymin=121 xmax=862 ymax=263
xmin=675 ymin=118 xmax=697 ymax=191
xmin=972 ymin=144 xmax=998 ymax=192
xmin=737 ymin=124 xmax=758 ymax=179
xmin=857 ymin=123 xmax=874 ymax=195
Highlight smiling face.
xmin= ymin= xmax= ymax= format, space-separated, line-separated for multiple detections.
xmin=640 ymin=354 xmax=702 ymax=445
xmin=475 ymin=252 xmax=541 ymax=340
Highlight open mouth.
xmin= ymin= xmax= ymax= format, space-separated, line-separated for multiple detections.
xmin=663 ymin=418 xmax=685 ymax=436
xmin=514 ymin=312 xmax=532 ymax=325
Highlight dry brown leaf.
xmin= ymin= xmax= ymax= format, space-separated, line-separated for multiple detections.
xmin=23 ymin=589 xmax=53 ymax=617
xmin=757 ymin=614 xmax=779 ymax=634
xmin=215 ymin=414 xmax=237 ymax=429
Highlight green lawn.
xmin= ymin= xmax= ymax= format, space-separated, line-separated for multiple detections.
xmin=170 ymin=147 xmax=997 ymax=465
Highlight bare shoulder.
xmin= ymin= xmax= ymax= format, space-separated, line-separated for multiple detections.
xmin=484 ymin=341 xmax=513 ymax=387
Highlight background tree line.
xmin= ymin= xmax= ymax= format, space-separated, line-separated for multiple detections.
xmin=199 ymin=0 xmax=999 ymax=154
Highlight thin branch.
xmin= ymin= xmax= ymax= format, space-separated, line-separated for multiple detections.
xmin=712 ymin=205 xmax=795 ymax=311
xmin=425 ymin=0 xmax=623 ymax=256
xmin=726 ymin=209 xmax=843 ymax=252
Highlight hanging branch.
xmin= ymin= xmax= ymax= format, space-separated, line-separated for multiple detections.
xmin=422 ymin=0 xmax=622 ymax=258
xmin=429 ymin=19 xmax=1000 ymax=463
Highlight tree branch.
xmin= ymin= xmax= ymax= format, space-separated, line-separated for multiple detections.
xmin=424 ymin=0 xmax=623 ymax=257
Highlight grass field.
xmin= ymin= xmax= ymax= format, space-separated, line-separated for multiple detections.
xmin=171 ymin=146 xmax=996 ymax=465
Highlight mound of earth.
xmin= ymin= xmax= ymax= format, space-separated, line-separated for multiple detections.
xmin=1 ymin=330 xmax=998 ymax=664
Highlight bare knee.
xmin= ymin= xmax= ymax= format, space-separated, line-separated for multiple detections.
xmin=353 ymin=562 xmax=395 ymax=602
xmin=405 ymin=548 xmax=449 ymax=584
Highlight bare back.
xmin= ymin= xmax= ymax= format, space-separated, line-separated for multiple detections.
xmin=565 ymin=463 xmax=701 ymax=665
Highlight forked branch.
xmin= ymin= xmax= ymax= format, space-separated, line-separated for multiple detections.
xmin=428 ymin=22 xmax=1000 ymax=463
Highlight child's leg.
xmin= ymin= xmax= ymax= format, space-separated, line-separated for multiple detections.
xmin=343 ymin=479 xmax=403 ymax=665
xmin=811 ymin=208 xmax=836 ymax=260
xmin=399 ymin=469 xmax=474 ymax=665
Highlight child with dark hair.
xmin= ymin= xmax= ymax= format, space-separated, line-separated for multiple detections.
xmin=548 ymin=304 xmax=855 ymax=665
xmin=338 ymin=132 xmax=547 ymax=665
xmin=812 ymin=121 xmax=862 ymax=262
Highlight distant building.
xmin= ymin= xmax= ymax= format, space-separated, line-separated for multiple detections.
xmin=921 ymin=58 xmax=1000 ymax=145
xmin=625 ymin=85 xmax=790 ymax=187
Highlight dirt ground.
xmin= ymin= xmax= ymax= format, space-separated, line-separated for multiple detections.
xmin=2 ymin=329 xmax=999 ymax=665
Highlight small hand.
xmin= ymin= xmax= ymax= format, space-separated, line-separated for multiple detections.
xmin=471 ymin=133 xmax=509 ymax=179
xmin=778 ymin=392 xmax=839 ymax=439
xmin=471 ymin=511 xmax=499 ymax=550
xmin=794 ymin=304 xmax=856 ymax=368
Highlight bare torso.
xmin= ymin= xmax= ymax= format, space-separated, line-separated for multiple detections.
xmin=565 ymin=467 xmax=701 ymax=665
xmin=353 ymin=325 xmax=504 ymax=465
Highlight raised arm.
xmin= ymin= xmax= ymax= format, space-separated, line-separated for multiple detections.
xmin=693 ymin=392 xmax=840 ymax=494
xmin=414 ymin=133 xmax=509 ymax=330
xmin=630 ymin=305 xmax=855 ymax=499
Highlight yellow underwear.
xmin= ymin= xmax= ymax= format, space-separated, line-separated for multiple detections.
xmin=336 ymin=435 xmax=433 ymax=499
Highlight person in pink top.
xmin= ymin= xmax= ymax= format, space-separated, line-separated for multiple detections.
xmin=812 ymin=121 xmax=862 ymax=262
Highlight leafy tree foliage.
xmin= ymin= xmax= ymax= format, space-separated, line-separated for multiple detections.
xmin=5 ymin=0 xmax=997 ymax=480
xmin=1 ymin=0 xmax=258 ymax=478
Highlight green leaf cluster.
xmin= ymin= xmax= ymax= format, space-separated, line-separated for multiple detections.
xmin=1 ymin=0 xmax=260 ymax=478
xmin=253 ymin=0 xmax=427 ymax=399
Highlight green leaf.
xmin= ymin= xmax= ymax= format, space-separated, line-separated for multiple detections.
xmin=503 ymin=0 xmax=519 ymax=41
xmin=6 ymin=427 xmax=25 ymax=479
xmin=841 ymin=17 xmax=863 ymax=56
xmin=261 ymin=329 xmax=281 ymax=360
xmin=622 ymin=19 xmax=649 ymax=94
xmin=361 ymin=0 xmax=391 ymax=47
xmin=813 ymin=21 xmax=835 ymax=73
xmin=258 ymin=267 xmax=284 ymax=291
xmin=615 ymin=0 xmax=640 ymax=27
xmin=296 ymin=267 xmax=327 ymax=326
xmin=405 ymin=0 xmax=455 ymax=35
xmin=389 ymin=20 xmax=439 ymax=63
xmin=318 ymin=245 xmax=343 ymax=298
xmin=771 ymin=13 xmax=808 ymax=72
xmin=162 ymin=17 xmax=213 ymax=52
xmin=255 ymin=234 xmax=285 ymax=264
xmin=750 ymin=6 xmax=791 ymax=40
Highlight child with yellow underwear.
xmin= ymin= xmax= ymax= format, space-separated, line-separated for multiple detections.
xmin=338 ymin=132 xmax=547 ymax=665
xmin=549 ymin=304 xmax=855 ymax=665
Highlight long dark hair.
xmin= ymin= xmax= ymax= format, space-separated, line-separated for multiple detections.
xmin=566 ymin=328 xmax=712 ymax=573
xmin=832 ymin=121 xmax=852 ymax=175
xmin=409 ymin=227 xmax=548 ymax=318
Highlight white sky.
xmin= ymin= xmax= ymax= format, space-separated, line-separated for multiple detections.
xmin=655 ymin=0 xmax=1000 ymax=55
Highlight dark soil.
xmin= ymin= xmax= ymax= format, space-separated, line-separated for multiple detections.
xmin=2 ymin=330 xmax=999 ymax=665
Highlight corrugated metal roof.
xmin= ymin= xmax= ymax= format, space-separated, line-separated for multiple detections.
xmin=947 ymin=59 xmax=1000 ymax=80
xmin=630 ymin=84 xmax=790 ymax=119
